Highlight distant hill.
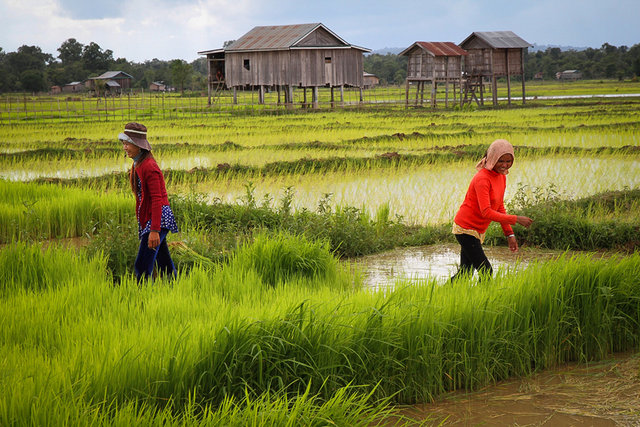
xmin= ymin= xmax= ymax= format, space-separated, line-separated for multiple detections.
xmin=529 ymin=43 xmax=590 ymax=52
xmin=369 ymin=47 xmax=404 ymax=55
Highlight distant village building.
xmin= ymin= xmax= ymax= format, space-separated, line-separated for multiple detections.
xmin=199 ymin=23 xmax=370 ymax=107
xmin=459 ymin=31 xmax=531 ymax=106
xmin=556 ymin=70 xmax=582 ymax=81
xmin=149 ymin=81 xmax=167 ymax=91
xmin=533 ymin=71 xmax=544 ymax=80
xmin=399 ymin=41 xmax=468 ymax=107
xmin=63 ymin=81 xmax=85 ymax=93
xmin=87 ymin=71 xmax=133 ymax=94
xmin=363 ymin=72 xmax=379 ymax=88
xmin=51 ymin=85 xmax=62 ymax=94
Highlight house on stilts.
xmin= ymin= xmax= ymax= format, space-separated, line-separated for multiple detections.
xmin=399 ymin=41 xmax=468 ymax=108
xmin=459 ymin=31 xmax=531 ymax=106
xmin=198 ymin=23 xmax=370 ymax=108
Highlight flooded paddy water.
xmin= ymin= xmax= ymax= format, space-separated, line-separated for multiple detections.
xmin=351 ymin=243 xmax=581 ymax=289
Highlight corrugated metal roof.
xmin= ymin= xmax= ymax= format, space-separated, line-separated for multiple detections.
xmin=399 ymin=41 xmax=467 ymax=57
xmin=91 ymin=71 xmax=133 ymax=80
xmin=461 ymin=31 xmax=531 ymax=49
xmin=417 ymin=42 xmax=468 ymax=56
xmin=226 ymin=23 xmax=351 ymax=51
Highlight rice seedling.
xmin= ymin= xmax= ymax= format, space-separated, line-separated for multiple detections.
xmin=1 ymin=240 xmax=638 ymax=424
xmin=1 ymin=93 xmax=639 ymax=425
xmin=0 ymin=180 xmax=132 ymax=243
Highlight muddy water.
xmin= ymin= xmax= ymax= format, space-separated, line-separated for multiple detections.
xmin=351 ymin=243 xmax=564 ymax=289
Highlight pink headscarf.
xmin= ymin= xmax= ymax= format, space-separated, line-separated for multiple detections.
xmin=475 ymin=139 xmax=515 ymax=173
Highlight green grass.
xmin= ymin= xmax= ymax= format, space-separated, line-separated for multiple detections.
xmin=1 ymin=239 xmax=638 ymax=424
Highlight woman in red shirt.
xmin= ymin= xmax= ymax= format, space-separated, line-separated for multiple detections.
xmin=451 ymin=139 xmax=533 ymax=282
xmin=119 ymin=122 xmax=178 ymax=282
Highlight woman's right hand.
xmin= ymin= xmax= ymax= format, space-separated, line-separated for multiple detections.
xmin=516 ymin=216 xmax=533 ymax=228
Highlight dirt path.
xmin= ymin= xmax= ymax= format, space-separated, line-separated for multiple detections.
xmin=397 ymin=352 xmax=640 ymax=426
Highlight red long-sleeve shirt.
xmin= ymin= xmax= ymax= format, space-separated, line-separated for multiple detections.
xmin=134 ymin=156 xmax=170 ymax=232
xmin=454 ymin=168 xmax=516 ymax=236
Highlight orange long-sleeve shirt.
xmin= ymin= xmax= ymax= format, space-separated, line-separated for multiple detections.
xmin=454 ymin=168 xmax=516 ymax=236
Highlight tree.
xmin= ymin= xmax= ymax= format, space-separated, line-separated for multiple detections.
xmin=170 ymin=59 xmax=192 ymax=94
xmin=6 ymin=45 xmax=53 ymax=73
xmin=82 ymin=42 xmax=113 ymax=73
xmin=58 ymin=38 xmax=84 ymax=64
xmin=20 ymin=69 xmax=47 ymax=92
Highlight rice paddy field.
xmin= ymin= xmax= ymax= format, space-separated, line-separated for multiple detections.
xmin=1 ymin=82 xmax=640 ymax=425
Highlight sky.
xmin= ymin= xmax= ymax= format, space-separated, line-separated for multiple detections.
xmin=1 ymin=0 xmax=638 ymax=63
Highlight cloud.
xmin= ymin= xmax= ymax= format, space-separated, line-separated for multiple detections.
xmin=0 ymin=0 xmax=638 ymax=62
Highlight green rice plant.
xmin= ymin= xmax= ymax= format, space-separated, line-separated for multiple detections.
xmin=85 ymin=218 xmax=140 ymax=278
xmin=227 ymin=231 xmax=341 ymax=287
xmin=483 ymin=185 xmax=640 ymax=251
xmin=0 ymin=180 xmax=132 ymax=243
xmin=0 ymin=241 xmax=108 ymax=294
xmin=1 ymin=239 xmax=639 ymax=423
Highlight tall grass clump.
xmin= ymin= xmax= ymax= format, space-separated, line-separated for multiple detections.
xmin=227 ymin=231 xmax=341 ymax=287
xmin=0 ymin=241 xmax=108 ymax=294
xmin=0 ymin=180 xmax=132 ymax=243
xmin=1 ymin=242 xmax=638 ymax=423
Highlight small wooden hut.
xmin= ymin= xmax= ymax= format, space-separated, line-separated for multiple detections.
xmin=87 ymin=71 xmax=133 ymax=94
xmin=199 ymin=23 xmax=370 ymax=108
xmin=399 ymin=42 xmax=467 ymax=107
xmin=459 ymin=31 xmax=531 ymax=106
xmin=63 ymin=81 xmax=85 ymax=93
xmin=363 ymin=72 xmax=379 ymax=89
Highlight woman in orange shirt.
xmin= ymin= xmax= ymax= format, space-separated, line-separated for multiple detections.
xmin=451 ymin=139 xmax=533 ymax=282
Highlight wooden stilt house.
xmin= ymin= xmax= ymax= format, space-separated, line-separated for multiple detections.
xmin=399 ymin=42 xmax=467 ymax=108
xmin=199 ymin=23 xmax=370 ymax=108
xmin=459 ymin=31 xmax=531 ymax=106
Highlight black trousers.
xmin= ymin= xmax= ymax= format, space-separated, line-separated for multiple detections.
xmin=134 ymin=229 xmax=176 ymax=282
xmin=451 ymin=233 xmax=493 ymax=282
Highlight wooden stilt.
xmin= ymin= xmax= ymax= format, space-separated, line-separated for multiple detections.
xmin=405 ymin=79 xmax=410 ymax=107
xmin=506 ymin=50 xmax=511 ymax=106
xmin=431 ymin=80 xmax=436 ymax=107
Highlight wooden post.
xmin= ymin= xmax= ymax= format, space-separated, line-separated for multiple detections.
xmin=505 ymin=49 xmax=511 ymax=106
xmin=233 ymin=87 xmax=237 ymax=104
xmin=521 ymin=49 xmax=526 ymax=105
xmin=330 ymin=86 xmax=335 ymax=108
xmin=259 ymin=85 xmax=265 ymax=104
xmin=312 ymin=86 xmax=319 ymax=109
xmin=359 ymin=87 xmax=363 ymax=104
xmin=207 ymin=58 xmax=212 ymax=105
xmin=303 ymin=87 xmax=307 ymax=109
xmin=340 ymin=85 xmax=344 ymax=107
xmin=415 ymin=81 xmax=420 ymax=106
xmin=431 ymin=80 xmax=436 ymax=107
xmin=445 ymin=80 xmax=449 ymax=108
xmin=405 ymin=78 xmax=410 ymax=107
xmin=286 ymin=85 xmax=294 ymax=109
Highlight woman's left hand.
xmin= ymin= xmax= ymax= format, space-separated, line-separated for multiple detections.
xmin=148 ymin=231 xmax=160 ymax=249
xmin=507 ymin=235 xmax=518 ymax=252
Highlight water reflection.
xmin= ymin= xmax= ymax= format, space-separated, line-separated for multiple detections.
xmin=350 ymin=243 xmax=563 ymax=290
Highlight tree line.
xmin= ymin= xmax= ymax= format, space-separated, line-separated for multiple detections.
xmin=364 ymin=42 xmax=640 ymax=85
xmin=1 ymin=38 xmax=639 ymax=94
xmin=0 ymin=38 xmax=208 ymax=94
